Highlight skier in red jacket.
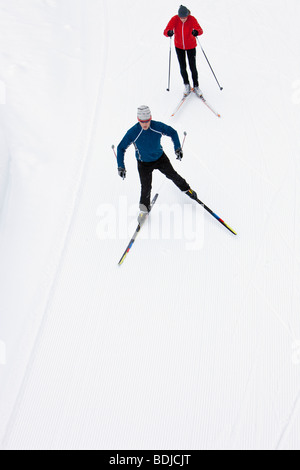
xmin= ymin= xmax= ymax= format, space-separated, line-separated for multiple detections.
xmin=164 ymin=5 xmax=203 ymax=98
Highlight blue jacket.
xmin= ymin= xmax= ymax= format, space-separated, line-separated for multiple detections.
xmin=117 ymin=121 xmax=181 ymax=168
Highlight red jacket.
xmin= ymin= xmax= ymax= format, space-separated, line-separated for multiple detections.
xmin=164 ymin=15 xmax=203 ymax=50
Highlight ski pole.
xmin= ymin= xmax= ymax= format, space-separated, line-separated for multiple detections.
xmin=112 ymin=144 xmax=117 ymax=159
xmin=166 ymin=37 xmax=172 ymax=91
xmin=182 ymin=131 xmax=187 ymax=149
xmin=112 ymin=144 xmax=126 ymax=180
xmin=196 ymin=37 xmax=223 ymax=91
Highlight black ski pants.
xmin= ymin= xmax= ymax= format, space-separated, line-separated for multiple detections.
xmin=137 ymin=153 xmax=190 ymax=210
xmin=176 ymin=47 xmax=199 ymax=88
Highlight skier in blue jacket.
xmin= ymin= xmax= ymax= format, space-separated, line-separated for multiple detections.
xmin=117 ymin=105 xmax=198 ymax=222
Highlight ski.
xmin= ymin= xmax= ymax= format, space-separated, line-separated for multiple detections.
xmin=171 ymin=90 xmax=221 ymax=118
xmin=195 ymin=92 xmax=221 ymax=118
xmin=195 ymin=196 xmax=237 ymax=235
xmin=171 ymin=91 xmax=192 ymax=117
xmin=118 ymin=194 xmax=159 ymax=266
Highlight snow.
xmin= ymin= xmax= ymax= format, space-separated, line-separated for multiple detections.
xmin=0 ymin=0 xmax=300 ymax=450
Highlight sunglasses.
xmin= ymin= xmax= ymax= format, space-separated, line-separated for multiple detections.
xmin=138 ymin=118 xmax=152 ymax=123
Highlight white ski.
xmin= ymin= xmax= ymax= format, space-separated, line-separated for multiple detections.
xmin=195 ymin=91 xmax=221 ymax=118
xmin=171 ymin=91 xmax=193 ymax=117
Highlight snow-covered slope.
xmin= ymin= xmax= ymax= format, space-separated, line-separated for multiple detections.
xmin=1 ymin=0 xmax=300 ymax=450
xmin=0 ymin=0 xmax=107 ymax=443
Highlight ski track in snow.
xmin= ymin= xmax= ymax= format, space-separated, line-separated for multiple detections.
xmin=0 ymin=0 xmax=300 ymax=450
xmin=0 ymin=0 xmax=109 ymax=447
xmin=4 ymin=2 xmax=108 ymax=448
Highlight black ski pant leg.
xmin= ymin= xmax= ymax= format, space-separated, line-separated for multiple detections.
xmin=187 ymin=48 xmax=199 ymax=88
xmin=137 ymin=161 xmax=153 ymax=211
xmin=156 ymin=153 xmax=190 ymax=192
xmin=175 ymin=47 xmax=189 ymax=85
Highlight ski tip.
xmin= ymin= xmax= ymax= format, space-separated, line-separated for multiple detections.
xmin=118 ymin=256 xmax=126 ymax=266
xmin=228 ymin=226 xmax=237 ymax=236
xmin=222 ymin=220 xmax=237 ymax=235
xmin=219 ymin=216 xmax=237 ymax=235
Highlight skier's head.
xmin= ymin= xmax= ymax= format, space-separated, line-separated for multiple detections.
xmin=178 ymin=5 xmax=190 ymax=22
xmin=137 ymin=105 xmax=152 ymax=130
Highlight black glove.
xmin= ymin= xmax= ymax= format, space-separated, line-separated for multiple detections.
xmin=192 ymin=30 xmax=199 ymax=37
xmin=118 ymin=167 xmax=126 ymax=179
xmin=167 ymin=30 xmax=174 ymax=37
xmin=175 ymin=148 xmax=183 ymax=161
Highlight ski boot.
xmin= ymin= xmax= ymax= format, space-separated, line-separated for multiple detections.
xmin=185 ymin=188 xmax=198 ymax=200
xmin=137 ymin=211 xmax=148 ymax=225
xmin=137 ymin=204 xmax=150 ymax=225
xmin=193 ymin=87 xmax=203 ymax=98
xmin=183 ymin=84 xmax=191 ymax=97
